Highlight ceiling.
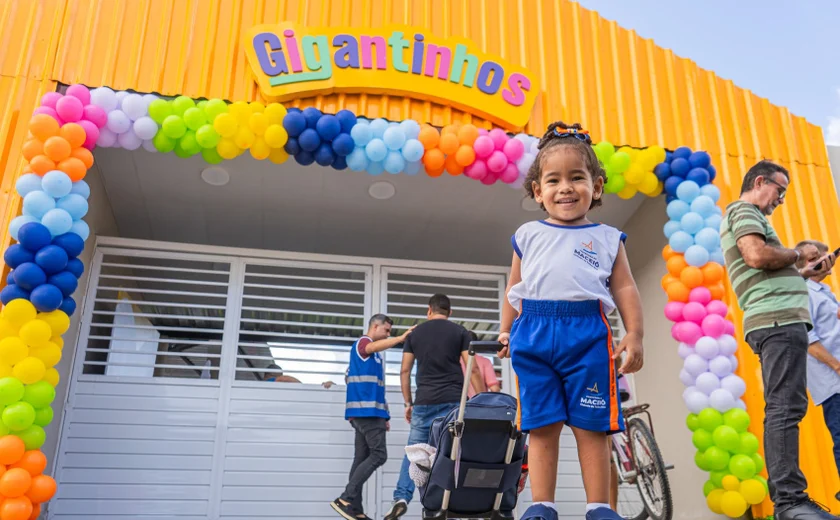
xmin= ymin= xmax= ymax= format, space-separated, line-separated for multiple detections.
xmin=91 ymin=148 xmax=645 ymax=266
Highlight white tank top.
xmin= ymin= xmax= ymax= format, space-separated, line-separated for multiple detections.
xmin=508 ymin=221 xmax=626 ymax=314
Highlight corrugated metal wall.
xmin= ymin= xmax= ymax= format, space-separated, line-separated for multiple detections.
xmin=1 ymin=0 xmax=837 ymax=515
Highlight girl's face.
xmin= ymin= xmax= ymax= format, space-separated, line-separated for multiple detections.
xmin=532 ymin=147 xmax=603 ymax=225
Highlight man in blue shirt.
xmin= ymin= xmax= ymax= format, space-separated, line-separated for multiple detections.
xmin=797 ymin=240 xmax=840 ymax=501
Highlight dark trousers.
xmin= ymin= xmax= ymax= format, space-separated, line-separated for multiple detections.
xmin=340 ymin=417 xmax=388 ymax=514
xmin=821 ymin=393 xmax=840 ymax=478
xmin=746 ymin=323 xmax=810 ymax=512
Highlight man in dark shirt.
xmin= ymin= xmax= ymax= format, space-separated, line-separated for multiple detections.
xmin=384 ymin=294 xmax=485 ymax=520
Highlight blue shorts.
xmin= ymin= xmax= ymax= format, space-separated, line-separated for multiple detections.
xmin=510 ymin=300 xmax=624 ymax=434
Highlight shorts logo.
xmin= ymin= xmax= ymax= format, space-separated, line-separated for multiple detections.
xmin=573 ymin=241 xmax=600 ymax=269
xmin=581 ymin=380 xmax=606 ymax=409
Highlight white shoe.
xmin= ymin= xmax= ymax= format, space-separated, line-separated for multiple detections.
xmin=384 ymin=499 xmax=408 ymax=520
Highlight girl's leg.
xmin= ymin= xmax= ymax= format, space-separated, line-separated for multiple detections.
xmin=528 ymin=421 xmax=564 ymax=502
xmin=572 ymin=426 xmax=611 ymax=505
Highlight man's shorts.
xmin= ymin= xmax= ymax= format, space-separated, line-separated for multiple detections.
xmin=510 ymin=299 xmax=624 ymax=434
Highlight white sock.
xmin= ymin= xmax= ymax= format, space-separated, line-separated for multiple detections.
xmin=585 ymin=503 xmax=611 ymax=512
xmin=534 ymin=502 xmax=557 ymax=512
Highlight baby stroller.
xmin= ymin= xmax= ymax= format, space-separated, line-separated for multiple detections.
xmin=418 ymin=341 xmax=528 ymax=519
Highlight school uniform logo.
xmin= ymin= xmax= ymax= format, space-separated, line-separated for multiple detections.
xmin=580 ymin=381 xmax=607 ymax=409
xmin=573 ymin=241 xmax=600 ymax=269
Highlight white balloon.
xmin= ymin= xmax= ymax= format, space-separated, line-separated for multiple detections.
xmin=709 ymin=356 xmax=733 ymax=378
xmin=683 ymin=385 xmax=698 ymax=400
xmin=115 ymin=90 xmax=129 ymax=104
xmin=96 ymin=128 xmax=118 ymax=147
xmin=710 ymin=388 xmax=736 ymax=412
xmin=684 ymin=354 xmax=709 ymax=377
xmin=117 ymin=129 xmax=142 ymax=150
xmin=696 ymin=372 xmax=721 ymax=395
xmin=121 ymin=93 xmax=147 ymax=121
xmin=677 ymin=342 xmax=694 ymax=359
xmin=685 ymin=390 xmax=710 ymax=414
xmin=142 ymin=139 xmax=158 ymax=153
xmin=718 ymin=334 xmax=738 ymax=356
xmin=142 ymin=93 xmax=159 ymax=108
xmin=106 ymin=110 xmax=131 ymax=134
xmin=694 ymin=336 xmax=720 ymax=360
xmin=90 ymin=87 xmax=118 ymax=112
xmin=736 ymin=399 xmax=747 ymax=410
xmin=729 ymin=355 xmax=739 ymax=371
xmin=721 ymin=375 xmax=746 ymax=399
xmin=133 ymin=117 xmax=158 ymax=140
xmin=679 ymin=369 xmax=695 ymax=387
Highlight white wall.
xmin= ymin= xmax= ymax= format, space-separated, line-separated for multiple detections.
xmin=828 ymin=146 xmax=840 ymax=199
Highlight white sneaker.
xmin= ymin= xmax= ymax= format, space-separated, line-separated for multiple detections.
xmin=384 ymin=499 xmax=408 ymax=520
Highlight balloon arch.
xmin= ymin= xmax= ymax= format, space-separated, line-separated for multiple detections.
xmin=0 ymin=84 xmax=765 ymax=518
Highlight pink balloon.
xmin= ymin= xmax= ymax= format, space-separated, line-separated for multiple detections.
xmin=56 ymin=95 xmax=84 ymax=122
xmin=41 ymin=92 xmax=63 ymax=109
xmin=680 ymin=321 xmax=704 ymax=346
xmin=480 ymin=172 xmax=498 ymax=185
xmin=464 ymin=159 xmax=488 ymax=180
xmin=487 ymin=150 xmax=508 ymax=173
xmin=83 ymin=104 xmax=108 ymax=128
xmin=473 ymin=136 xmax=495 ymax=159
xmin=66 ymin=84 xmax=92 ymax=105
xmin=664 ymin=301 xmax=685 ymax=322
xmin=503 ymin=138 xmax=525 ymax=162
xmin=500 ymin=163 xmax=519 ymax=183
xmin=706 ymin=300 xmax=728 ymax=317
xmin=701 ymin=314 xmax=726 ymax=338
xmin=32 ymin=106 xmax=60 ymax=122
xmin=478 ymin=128 xmax=489 ymax=136
xmin=682 ymin=302 xmax=707 ymax=323
xmin=78 ymin=119 xmax=100 ymax=150
xmin=723 ymin=320 xmax=736 ymax=336
xmin=489 ymin=129 xmax=508 ymax=150
xmin=689 ymin=286 xmax=712 ymax=304
xmin=671 ymin=323 xmax=682 ymax=342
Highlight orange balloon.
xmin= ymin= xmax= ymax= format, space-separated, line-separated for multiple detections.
xmin=709 ymin=282 xmax=725 ymax=300
xmin=59 ymin=123 xmax=86 ymax=149
xmin=0 ymin=468 xmax=31 ymax=498
xmin=439 ymin=133 xmax=459 ymax=155
xmin=21 ymin=165 xmax=32 ymax=174
xmin=661 ymin=273 xmax=679 ymax=290
xmin=42 ymin=136 xmax=71 ymax=162
xmin=666 ymin=255 xmax=687 ymax=276
xmin=10 ymin=451 xmax=45 ymax=477
xmin=662 ymin=245 xmax=676 ymax=261
xmin=457 ymin=124 xmax=479 ymax=145
xmin=680 ymin=266 xmax=705 ymax=288
xmin=25 ymin=475 xmax=55 ymax=504
xmin=666 ymin=281 xmax=690 ymax=303
xmin=454 ymin=144 xmax=475 ymax=167
xmin=0 ymin=437 xmax=25 ymax=466
xmin=21 ymin=140 xmax=43 ymax=162
xmin=28 ymin=504 xmax=40 ymax=520
xmin=70 ymin=147 xmax=94 ymax=169
xmin=441 ymin=124 xmax=458 ymax=136
xmin=417 ymin=125 xmax=440 ymax=150
xmin=702 ymin=262 xmax=724 ymax=284
xmin=57 ymin=157 xmax=86 ymax=181
xmin=28 ymin=114 xmax=58 ymax=142
xmin=422 ymin=148 xmax=445 ymax=170
xmin=444 ymin=154 xmax=463 ymax=176
xmin=426 ymin=165 xmax=445 ymax=177
xmin=1 ymin=496 xmax=32 ymax=520
xmin=28 ymin=155 xmax=55 ymax=176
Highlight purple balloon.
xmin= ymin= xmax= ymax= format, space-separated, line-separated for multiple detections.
xmin=694 ymin=336 xmax=721 ymax=360
xmin=683 ymin=354 xmax=708 ymax=377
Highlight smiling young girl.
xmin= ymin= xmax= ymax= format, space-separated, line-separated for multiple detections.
xmin=497 ymin=122 xmax=644 ymax=520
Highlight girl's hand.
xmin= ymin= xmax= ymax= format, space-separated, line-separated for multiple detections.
xmin=614 ymin=332 xmax=643 ymax=374
xmin=497 ymin=332 xmax=510 ymax=358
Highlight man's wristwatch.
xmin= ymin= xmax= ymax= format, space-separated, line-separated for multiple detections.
xmin=404 ymin=402 xmax=413 ymax=408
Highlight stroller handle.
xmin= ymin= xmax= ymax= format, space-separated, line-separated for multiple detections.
xmin=468 ymin=341 xmax=505 ymax=355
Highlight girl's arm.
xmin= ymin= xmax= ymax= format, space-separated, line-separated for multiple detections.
xmin=497 ymin=251 xmax=522 ymax=358
xmin=610 ymin=242 xmax=644 ymax=374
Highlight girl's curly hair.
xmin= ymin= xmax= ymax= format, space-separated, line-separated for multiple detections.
xmin=524 ymin=121 xmax=607 ymax=209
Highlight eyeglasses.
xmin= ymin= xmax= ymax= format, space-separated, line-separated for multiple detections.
xmin=553 ymin=126 xmax=592 ymax=144
xmin=764 ymin=177 xmax=787 ymax=200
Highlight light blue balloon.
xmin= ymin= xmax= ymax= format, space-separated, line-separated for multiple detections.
xmin=383 ymin=127 xmax=407 ymax=151
xmin=714 ymin=205 xmax=722 ymax=216
xmin=350 ymin=122 xmax=373 ymax=147
xmin=695 ymin=228 xmax=721 ymax=251
xmin=23 ymin=191 xmax=56 ymax=219
xmin=676 ymin=180 xmax=701 ymax=202
xmin=684 ymin=244 xmax=710 ymax=267
xmin=15 ymin=174 xmax=42 ymax=197
xmin=365 ymin=139 xmax=388 ymax=162
xmin=666 ymin=200 xmax=691 ymax=221
xmin=664 ymin=220 xmax=681 ymax=238
xmin=399 ymin=120 xmax=421 ymax=140
xmin=700 ymin=183 xmax=721 ymax=202
xmin=388 ymin=121 xmax=399 ymax=129
xmin=691 ymin=195 xmax=717 ymax=218
xmin=70 ymin=219 xmax=90 ymax=241
xmin=680 ymin=212 xmax=705 ymax=235
xmin=369 ymin=119 xmax=389 ymax=139
xmin=404 ymin=161 xmax=422 ymax=175
xmin=401 ymin=139 xmax=424 ymax=162
xmin=669 ymin=231 xmax=694 ymax=253
xmin=384 ymin=151 xmax=406 ymax=174
xmin=711 ymin=249 xmax=725 ymax=265
xmin=346 ymin=147 xmax=369 ymax=172
xmin=367 ymin=161 xmax=385 ymax=176
xmin=41 ymin=208 xmax=73 ymax=237
xmin=41 ymin=170 xmax=72 ymax=198
xmin=70 ymin=180 xmax=91 ymax=200
xmin=9 ymin=215 xmax=38 ymax=241
xmin=56 ymin=194 xmax=89 ymax=220
xmin=705 ymin=214 xmax=722 ymax=231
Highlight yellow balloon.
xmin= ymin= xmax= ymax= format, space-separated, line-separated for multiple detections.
xmin=43 ymin=368 xmax=59 ymax=387
xmin=721 ymin=475 xmax=740 ymax=491
xmin=648 ymin=145 xmax=667 ymax=164
xmin=217 ymin=138 xmax=241 ymax=160
xmin=618 ymin=146 xmax=638 ymax=162
xmin=1 ymin=300 xmax=35 ymax=328
xmin=19 ymin=319 xmax=51 ymax=349
xmin=0 ymin=365 xmax=12 ymax=378
xmin=249 ymin=138 xmax=271 ymax=160
xmin=249 ymin=112 xmax=269 ymax=136
xmin=229 ymin=101 xmax=251 ymax=124
xmin=30 ymin=342 xmax=61 ymax=368
xmin=51 ymin=336 xmax=64 ymax=350
xmin=248 ymin=101 xmax=265 ymax=114
xmin=617 ymin=185 xmax=637 ymax=200
xmin=624 ymin=164 xmax=645 ymax=185
xmin=706 ymin=489 xmax=725 ymax=515
xmin=234 ymin=127 xmax=255 ymax=149
xmin=264 ymin=103 xmax=287 ymax=125
xmin=269 ymin=147 xmax=289 ymax=165
xmin=264 ymin=125 xmax=288 ymax=148
xmin=0 ymin=337 xmax=28 ymax=366
xmin=638 ymin=172 xmax=660 ymax=195
xmin=38 ymin=310 xmax=70 ymax=336
xmin=739 ymin=479 xmax=767 ymax=505
xmin=0 ymin=320 xmax=18 ymax=339
xmin=648 ymin=181 xmax=664 ymax=197
xmin=720 ymin=490 xmax=748 ymax=518
xmin=12 ymin=356 xmax=45 ymax=385
xmin=637 ymin=149 xmax=658 ymax=171
xmin=212 ymin=113 xmax=238 ymax=138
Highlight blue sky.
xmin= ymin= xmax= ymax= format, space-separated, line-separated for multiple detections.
xmin=572 ymin=1 xmax=840 ymax=145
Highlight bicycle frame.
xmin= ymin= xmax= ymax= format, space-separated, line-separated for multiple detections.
xmin=611 ymin=404 xmax=654 ymax=483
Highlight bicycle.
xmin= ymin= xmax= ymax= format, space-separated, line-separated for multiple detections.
xmin=610 ymin=403 xmax=674 ymax=520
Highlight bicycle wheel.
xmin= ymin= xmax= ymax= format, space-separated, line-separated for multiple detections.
xmin=628 ymin=417 xmax=673 ymax=520
xmin=612 ymin=435 xmax=648 ymax=520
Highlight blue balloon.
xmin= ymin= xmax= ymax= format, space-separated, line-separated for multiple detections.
xmin=350 ymin=122 xmax=373 ymax=147
xmin=35 ymin=245 xmax=68 ymax=275
xmin=673 ymin=146 xmax=693 ymax=160
xmin=23 ymin=191 xmax=56 ymax=220
xmin=666 ymin=200 xmax=690 ymax=221
xmin=59 ymin=296 xmax=76 ymax=316
xmin=0 ymin=285 xmax=29 ymax=305
xmin=41 ymin=208 xmax=73 ymax=237
xmin=52 ymin=233 xmax=85 ymax=258
xmin=346 ymin=148 xmax=369 ymax=172
xmin=66 ymin=258 xmax=84 ymax=278
xmin=664 ymin=220 xmax=681 ymax=238
xmin=399 ymin=120 xmax=421 ymax=140
xmin=302 ymin=107 xmax=322 ymax=129
xmin=331 ymin=134 xmax=355 ymax=156
xmin=315 ymin=114 xmax=341 ymax=141
xmin=287 ymin=107 xmax=301 ymax=114
xmin=69 ymin=221 xmax=89 ymax=242
xmin=384 ymin=151 xmax=406 ymax=174
xmin=294 ymin=150 xmax=315 ymax=166
xmin=284 ymin=137 xmax=301 ymax=156
xmin=700 ymin=184 xmax=721 ymax=202
xmin=3 ymin=245 xmax=34 ymax=269
xmin=686 ymin=168 xmax=710 ymax=187
xmin=680 ymin=212 xmax=705 ymax=235
xmin=665 ymin=151 xmax=673 ymax=163
xmin=18 ymin=223 xmax=51 ymax=253
xmin=298 ymin=128 xmax=321 ymax=152
xmin=41 ymin=171 xmax=72 ymax=198
xmin=383 ymin=127 xmax=407 ymax=151
xmin=705 ymin=214 xmax=723 ymax=231
xmin=684 ymin=245 xmax=710 ymax=267
xmin=369 ymin=119 xmax=389 ymax=139
xmin=9 ymin=216 xmax=38 ymax=242
xmin=691 ymin=195 xmax=717 ymax=218
xmin=404 ymin=161 xmax=422 ymax=175
xmin=664 ymin=176 xmax=683 ymax=197
xmin=335 ymin=110 xmax=357 ymax=134
xmin=332 ymin=155 xmax=348 ymax=170
xmin=707 ymin=165 xmax=717 ymax=181
xmin=710 ymin=250 xmax=725 ymax=265
xmin=654 ymin=162 xmax=671 ymax=181
xmin=695 ymin=228 xmax=721 ymax=251
xmin=402 ymin=139 xmax=424 ymax=162
xmin=13 ymin=262 xmax=46 ymax=291
xmin=367 ymin=161 xmax=385 ymax=175
xmin=283 ymin=111 xmax=307 ymax=138
xmin=30 ymin=284 xmax=62 ymax=312
xmin=665 ymin=195 xmax=676 ymax=204
xmin=676 ymin=180 xmax=701 ymax=202
xmin=5 ymin=272 xmax=13 ymax=286
xmin=670 ymin=158 xmax=690 ymax=178
xmin=56 ymin=194 xmax=89 ymax=221
xmin=15 ymin=174 xmax=43 ymax=197
xmin=669 ymin=231 xmax=694 ymax=253
xmin=365 ymin=139 xmax=388 ymax=162
xmin=47 ymin=271 xmax=78 ymax=297
xmin=314 ymin=143 xmax=336 ymax=166
xmin=689 ymin=151 xmax=711 ymax=169
xmin=70 ymin=179 xmax=90 ymax=200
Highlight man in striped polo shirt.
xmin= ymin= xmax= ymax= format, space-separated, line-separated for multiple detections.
xmin=721 ymin=160 xmax=837 ymax=520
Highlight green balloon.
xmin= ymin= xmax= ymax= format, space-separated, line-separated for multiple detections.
xmin=153 ymin=132 xmax=176 ymax=153
xmin=22 ymin=381 xmax=55 ymax=409
xmin=712 ymin=425 xmax=741 ymax=452
xmin=710 ymin=470 xmax=728 ymax=487
xmin=604 ymin=173 xmax=625 ymax=194
xmin=608 ymin=151 xmax=631 ymax=174
xmin=692 ymin=429 xmax=714 ymax=451
xmin=3 ymin=402 xmax=35 ymax=431
xmin=0 ymin=377 xmax=24 ymax=406
xmin=148 ymin=99 xmax=173 ymax=124
xmin=737 ymin=432 xmax=759 ymax=455
xmin=0 ymin=420 xmax=10 ymax=437
xmin=723 ymin=409 xmax=751 ymax=433
xmin=195 ymin=124 xmax=221 ymax=149
xmin=201 ymin=148 xmax=223 ymax=165
xmin=162 ymin=115 xmax=187 ymax=139
xmin=703 ymin=480 xmax=718 ymax=497
xmin=593 ymin=141 xmax=615 ymax=163
xmin=196 ymin=100 xmax=208 ymax=109
xmin=171 ymin=95 xmax=196 ymax=116
xmin=729 ymin=454 xmax=757 ymax=480
xmin=33 ymin=406 xmax=53 ymax=427
xmin=179 ymin=131 xmax=201 ymax=153
xmin=704 ymin=446 xmax=731 ymax=471
xmin=15 ymin=424 xmax=45 ymax=450
xmin=183 ymin=107 xmax=207 ymax=131
xmin=204 ymin=98 xmax=228 ymax=121
xmin=698 ymin=408 xmax=724 ymax=432
xmin=695 ymin=451 xmax=711 ymax=471
xmin=686 ymin=414 xmax=701 ymax=432
xmin=751 ymin=453 xmax=765 ymax=473
xmin=755 ymin=475 xmax=769 ymax=492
